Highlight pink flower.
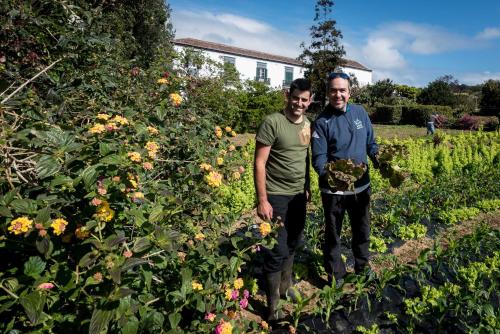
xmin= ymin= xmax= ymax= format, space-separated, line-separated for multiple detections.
xmin=239 ymin=298 xmax=248 ymax=309
xmin=243 ymin=289 xmax=250 ymax=299
xmin=91 ymin=198 xmax=102 ymax=206
xmin=123 ymin=250 xmax=133 ymax=258
xmin=38 ymin=282 xmax=54 ymax=290
xmin=97 ymin=187 xmax=107 ymax=195
xmin=204 ymin=312 xmax=216 ymax=322
xmin=231 ymin=289 xmax=239 ymax=300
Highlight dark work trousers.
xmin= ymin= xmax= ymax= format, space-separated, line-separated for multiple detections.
xmin=321 ymin=187 xmax=371 ymax=280
xmin=263 ymin=193 xmax=307 ymax=274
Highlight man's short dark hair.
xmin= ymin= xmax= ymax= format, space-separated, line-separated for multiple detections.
xmin=326 ymin=72 xmax=352 ymax=92
xmin=289 ymin=78 xmax=312 ymax=96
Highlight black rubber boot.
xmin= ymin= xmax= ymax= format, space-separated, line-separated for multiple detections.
xmin=279 ymin=255 xmax=300 ymax=301
xmin=265 ymin=271 xmax=284 ymax=321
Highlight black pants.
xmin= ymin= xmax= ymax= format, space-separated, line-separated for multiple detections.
xmin=263 ymin=193 xmax=307 ymax=273
xmin=321 ymin=188 xmax=371 ymax=280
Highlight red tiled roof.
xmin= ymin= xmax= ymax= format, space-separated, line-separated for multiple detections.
xmin=174 ymin=38 xmax=371 ymax=71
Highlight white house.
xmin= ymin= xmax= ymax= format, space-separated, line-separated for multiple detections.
xmin=173 ymin=38 xmax=372 ymax=88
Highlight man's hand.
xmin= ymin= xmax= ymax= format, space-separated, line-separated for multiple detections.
xmin=305 ymin=190 xmax=311 ymax=202
xmin=257 ymin=200 xmax=273 ymax=221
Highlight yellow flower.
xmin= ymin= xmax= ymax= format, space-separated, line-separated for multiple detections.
xmin=233 ymin=278 xmax=244 ymax=290
xmin=145 ymin=141 xmax=159 ymax=153
xmin=8 ymin=217 xmax=33 ymax=235
xmin=127 ymin=151 xmax=142 ymax=162
xmin=95 ymin=201 xmax=115 ymax=222
xmin=147 ymin=126 xmax=159 ymax=135
xmin=131 ymin=192 xmax=144 ymax=202
xmin=204 ymin=171 xmax=222 ymax=188
xmin=194 ymin=233 xmax=205 ymax=241
xmin=225 ymin=126 xmax=232 ymax=133
xmin=192 ymin=281 xmax=203 ymax=291
xmin=128 ymin=174 xmax=139 ymax=188
xmin=261 ymin=321 xmax=269 ymax=330
xmin=217 ymin=157 xmax=224 ymax=166
xmin=148 ymin=150 xmax=157 ymax=159
xmin=259 ymin=222 xmax=271 ymax=237
xmin=231 ymin=171 xmax=241 ymax=180
xmin=215 ymin=126 xmax=223 ymax=139
xmin=169 ymin=93 xmax=182 ymax=107
xmin=157 ymin=78 xmax=168 ymax=84
xmin=228 ymin=145 xmax=236 ymax=152
xmin=51 ymin=218 xmax=68 ymax=236
xmin=199 ymin=163 xmax=212 ymax=172
xmin=89 ymin=124 xmax=106 ymax=134
xmin=96 ymin=113 xmax=110 ymax=121
xmin=230 ymin=130 xmax=236 ymax=137
xmin=219 ymin=321 xmax=233 ymax=334
xmin=224 ymin=288 xmax=233 ymax=300
xmin=111 ymin=115 xmax=129 ymax=126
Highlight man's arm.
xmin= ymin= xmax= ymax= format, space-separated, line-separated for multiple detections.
xmin=311 ymin=119 xmax=328 ymax=178
xmin=254 ymin=141 xmax=273 ymax=221
xmin=364 ymin=111 xmax=379 ymax=167
xmin=305 ymin=148 xmax=311 ymax=201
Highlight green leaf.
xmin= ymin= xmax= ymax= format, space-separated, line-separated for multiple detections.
xmin=10 ymin=199 xmax=37 ymax=214
xmin=121 ymin=318 xmax=139 ymax=334
xmin=20 ymin=291 xmax=46 ymax=325
xmin=35 ymin=238 xmax=52 ymax=256
xmin=36 ymin=155 xmax=61 ymax=179
xmin=49 ymin=175 xmax=74 ymax=188
xmin=168 ymin=312 xmax=181 ymax=329
xmin=35 ymin=207 xmax=51 ymax=224
xmin=99 ymin=142 xmax=113 ymax=156
xmin=81 ymin=165 xmax=100 ymax=190
xmin=109 ymin=267 xmax=121 ymax=284
xmin=23 ymin=256 xmax=46 ymax=278
xmin=129 ymin=209 xmax=146 ymax=227
xmin=148 ymin=203 xmax=164 ymax=223
xmin=122 ymin=258 xmax=148 ymax=271
xmin=89 ymin=307 xmax=114 ymax=334
xmin=132 ymin=237 xmax=151 ymax=253
xmin=79 ymin=252 xmax=98 ymax=268
xmin=101 ymin=154 xmax=122 ymax=165
xmin=0 ymin=188 xmax=17 ymax=205
xmin=0 ymin=206 xmax=13 ymax=217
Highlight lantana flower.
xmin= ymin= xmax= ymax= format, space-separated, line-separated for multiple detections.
xmin=38 ymin=282 xmax=55 ymax=290
xmin=259 ymin=222 xmax=271 ymax=237
xmin=192 ymin=281 xmax=203 ymax=291
xmin=51 ymin=218 xmax=68 ymax=236
xmin=127 ymin=151 xmax=142 ymax=162
xmin=233 ymin=278 xmax=244 ymax=290
xmin=142 ymin=162 xmax=153 ymax=170
xmin=8 ymin=217 xmax=33 ymax=235
xmin=147 ymin=126 xmax=159 ymax=135
xmin=169 ymin=93 xmax=182 ymax=107
xmin=95 ymin=201 xmax=115 ymax=222
xmin=204 ymin=171 xmax=222 ymax=188
xmin=157 ymin=78 xmax=168 ymax=84
xmin=97 ymin=113 xmax=110 ymax=121
xmin=89 ymin=124 xmax=106 ymax=134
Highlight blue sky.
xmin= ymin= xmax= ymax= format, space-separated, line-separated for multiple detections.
xmin=168 ymin=0 xmax=500 ymax=87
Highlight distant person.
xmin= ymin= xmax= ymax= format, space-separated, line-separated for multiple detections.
xmin=427 ymin=113 xmax=438 ymax=135
xmin=311 ymin=72 xmax=379 ymax=286
xmin=254 ymin=78 xmax=312 ymax=321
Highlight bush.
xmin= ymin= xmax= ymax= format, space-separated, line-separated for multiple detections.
xmin=373 ymin=104 xmax=402 ymax=124
xmin=401 ymin=104 xmax=454 ymax=126
xmin=457 ymin=114 xmax=481 ymax=130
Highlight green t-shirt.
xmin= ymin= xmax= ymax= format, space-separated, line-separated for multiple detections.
xmin=256 ymin=112 xmax=311 ymax=195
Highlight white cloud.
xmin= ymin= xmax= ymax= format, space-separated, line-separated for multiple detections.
xmin=172 ymin=10 xmax=305 ymax=58
xmin=476 ymin=27 xmax=500 ymax=40
xmin=458 ymin=71 xmax=500 ymax=85
xmin=362 ymin=37 xmax=406 ymax=69
xmin=216 ymin=14 xmax=271 ymax=34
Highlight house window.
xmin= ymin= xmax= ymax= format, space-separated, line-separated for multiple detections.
xmin=284 ymin=67 xmax=293 ymax=86
xmin=255 ymin=62 xmax=268 ymax=83
xmin=222 ymin=56 xmax=236 ymax=65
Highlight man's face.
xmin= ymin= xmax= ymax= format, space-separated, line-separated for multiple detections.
xmin=328 ymin=77 xmax=350 ymax=112
xmin=288 ymin=89 xmax=312 ymax=116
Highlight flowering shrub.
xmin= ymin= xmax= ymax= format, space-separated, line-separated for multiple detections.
xmin=0 ymin=3 xmax=270 ymax=332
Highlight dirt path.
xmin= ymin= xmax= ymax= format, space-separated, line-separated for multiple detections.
xmin=241 ymin=209 xmax=500 ymax=325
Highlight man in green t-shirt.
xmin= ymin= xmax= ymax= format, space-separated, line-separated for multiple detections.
xmin=254 ymin=78 xmax=312 ymax=321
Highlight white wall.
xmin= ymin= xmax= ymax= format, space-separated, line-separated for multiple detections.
xmin=174 ymin=45 xmax=372 ymax=87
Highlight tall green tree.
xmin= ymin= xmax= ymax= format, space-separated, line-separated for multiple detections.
xmin=417 ymin=75 xmax=457 ymax=107
xmin=299 ymin=0 xmax=345 ymax=107
xmin=480 ymin=79 xmax=500 ymax=117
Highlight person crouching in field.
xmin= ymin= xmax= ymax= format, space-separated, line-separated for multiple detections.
xmin=254 ymin=78 xmax=312 ymax=321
